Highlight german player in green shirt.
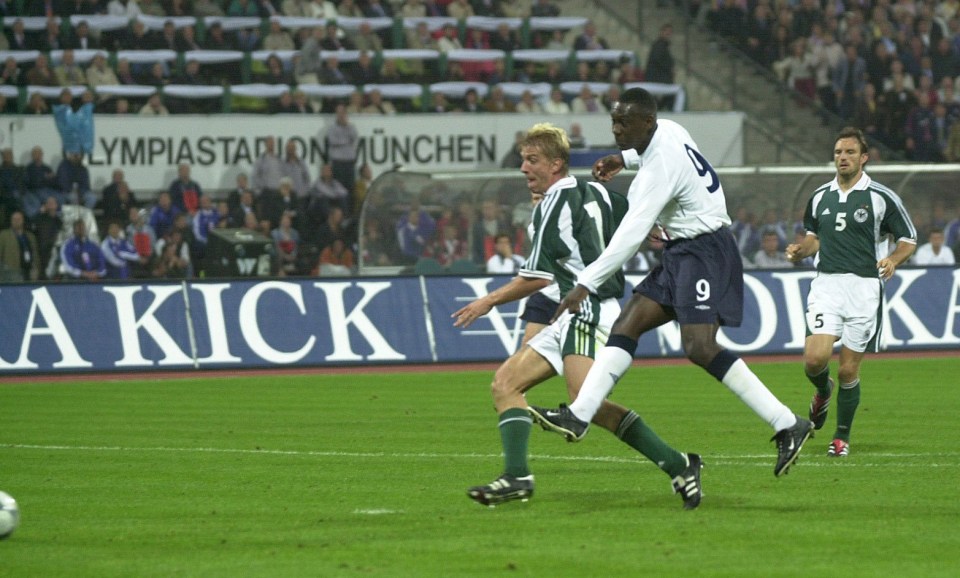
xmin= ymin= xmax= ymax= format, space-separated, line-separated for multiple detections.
xmin=453 ymin=123 xmax=702 ymax=508
xmin=786 ymin=127 xmax=917 ymax=457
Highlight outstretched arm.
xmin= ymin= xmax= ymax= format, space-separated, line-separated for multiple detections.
xmin=452 ymin=275 xmax=550 ymax=328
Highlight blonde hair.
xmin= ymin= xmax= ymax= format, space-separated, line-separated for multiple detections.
xmin=522 ymin=122 xmax=570 ymax=169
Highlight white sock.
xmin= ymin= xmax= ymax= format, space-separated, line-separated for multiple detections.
xmin=721 ymin=359 xmax=797 ymax=432
xmin=568 ymin=346 xmax=634 ymax=422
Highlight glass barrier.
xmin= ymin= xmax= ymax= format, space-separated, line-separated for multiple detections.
xmin=356 ymin=164 xmax=960 ymax=276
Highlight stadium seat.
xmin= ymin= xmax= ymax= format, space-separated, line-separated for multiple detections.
xmin=413 ymin=257 xmax=445 ymax=276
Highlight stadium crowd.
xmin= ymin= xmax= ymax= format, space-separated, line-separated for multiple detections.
xmin=699 ymin=0 xmax=960 ymax=161
xmin=0 ymin=0 xmax=956 ymax=283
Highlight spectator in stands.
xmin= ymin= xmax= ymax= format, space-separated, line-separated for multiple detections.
xmin=139 ymin=0 xmax=167 ymax=16
xmin=352 ymin=163 xmax=373 ymax=215
xmin=437 ymin=24 xmax=463 ymax=52
xmin=38 ymin=17 xmax=64 ymax=53
xmin=854 ymin=82 xmax=885 ymax=144
xmin=574 ymin=20 xmax=608 ymax=51
xmin=748 ymin=228 xmax=793 ymax=269
xmin=905 ymin=92 xmax=940 ymax=161
xmin=230 ymin=189 xmax=258 ymax=228
xmin=157 ymin=19 xmax=178 ymax=52
xmin=228 ymin=0 xmax=261 ymax=16
xmin=646 ymin=23 xmax=675 ymax=87
xmin=175 ymin=59 xmax=210 ymax=86
xmin=28 ymin=195 xmax=57 ymax=268
xmin=114 ymin=58 xmax=137 ymax=85
xmin=485 ymin=232 xmax=524 ymax=273
xmin=176 ymin=24 xmax=203 ymax=52
xmin=0 ymin=210 xmax=40 ymax=282
xmin=152 ymin=229 xmax=190 ymax=278
xmin=193 ymin=0 xmax=226 ymax=15
xmin=490 ymin=22 xmax=520 ymax=52
xmin=314 ymin=203 xmax=348 ymax=251
xmin=515 ymin=89 xmax=544 ymax=114
xmin=227 ymin=173 xmax=252 ymax=213
xmin=321 ymin=55 xmax=352 ymax=85
xmin=833 ymin=43 xmax=867 ymax=120
xmin=544 ymin=87 xmax=571 ymax=115
xmin=122 ymin=20 xmax=157 ymax=51
xmin=149 ymin=191 xmax=181 ymax=240
xmin=0 ymin=56 xmax=20 ymax=86
xmin=278 ymin=140 xmax=311 ymax=198
xmin=316 ymin=237 xmax=355 ymax=275
xmin=744 ymin=3 xmax=774 ymax=67
xmin=101 ymin=221 xmax=143 ymax=280
xmin=774 ymin=38 xmax=816 ymax=102
xmin=458 ymin=87 xmax=483 ymax=113
xmin=880 ymin=71 xmax=915 ymax=150
xmin=471 ymin=199 xmax=508 ymax=263
xmin=26 ymin=54 xmax=58 ymax=87
xmin=530 ymin=0 xmax=559 ymax=17
xmin=912 ymin=228 xmax=956 ymax=266
xmin=252 ymin=136 xmax=283 ymax=197
xmin=23 ymin=146 xmax=58 ymax=219
xmin=98 ymin=171 xmax=134 ymax=222
xmin=337 ymin=0 xmax=365 ymax=17
xmin=261 ymin=176 xmax=303 ymax=230
xmin=54 ymin=49 xmax=87 ymax=87
xmin=428 ymin=91 xmax=451 ymax=113
xmin=60 ymin=219 xmax=106 ymax=281
xmin=287 ymin=89 xmax=313 ymax=114
xmin=139 ymin=93 xmax=170 ymax=115
xmin=568 ymin=122 xmax=587 ymax=149
xmin=86 ymin=53 xmax=120 ymax=98
xmin=571 ymin=84 xmax=607 ymax=113
xmin=351 ymin=20 xmax=383 ymax=53
xmin=483 ymin=85 xmax=516 ymax=113
xmin=325 ymin=103 xmax=359 ymax=200
xmin=352 ymin=50 xmax=381 ymax=85
xmin=310 ymin=164 xmax=350 ymax=215
xmin=191 ymin=194 xmax=219 ymax=265
xmin=258 ymin=24 xmax=290 ymax=53
xmin=306 ymin=0 xmax=339 ymax=18
xmin=168 ymin=164 xmax=202 ymax=215
xmin=203 ymin=21 xmax=236 ymax=51
xmin=101 ymin=169 xmax=130 ymax=216
xmin=406 ymin=21 xmax=437 ymax=52
xmin=363 ymin=89 xmax=398 ymax=115
xmin=56 ymin=154 xmax=97 ymax=210
xmin=396 ymin=204 xmax=435 ymax=264
xmin=281 ymin=0 xmax=309 ymax=16
xmin=362 ymin=0 xmax=392 ymax=17
xmin=539 ymin=60 xmax=566 ymax=85
xmin=6 ymin=18 xmax=30 ymax=51
xmin=445 ymin=0 xmax=473 ymax=19
xmin=272 ymin=211 xmax=301 ymax=276
xmin=143 ymin=61 xmax=171 ymax=88
xmin=361 ymin=216 xmax=394 ymax=266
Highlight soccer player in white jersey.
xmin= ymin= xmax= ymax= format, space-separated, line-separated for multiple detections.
xmin=786 ymin=127 xmax=916 ymax=457
xmin=453 ymin=123 xmax=702 ymax=508
xmin=529 ymin=87 xmax=814 ymax=478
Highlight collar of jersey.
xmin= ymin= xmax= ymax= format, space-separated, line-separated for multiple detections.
xmin=829 ymin=171 xmax=871 ymax=192
xmin=543 ymin=175 xmax=577 ymax=197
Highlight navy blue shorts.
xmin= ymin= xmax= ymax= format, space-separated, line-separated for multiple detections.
xmin=634 ymin=227 xmax=743 ymax=327
xmin=520 ymin=291 xmax=558 ymax=325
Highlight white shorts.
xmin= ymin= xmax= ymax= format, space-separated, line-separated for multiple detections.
xmin=805 ymin=273 xmax=883 ymax=353
xmin=528 ymin=298 xmax=621 ymax=375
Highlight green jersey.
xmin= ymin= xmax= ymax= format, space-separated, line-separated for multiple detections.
xmin=523 ymin=176 xmax=627 ymax=300
xmin=803 ymin=173 xmax=916 ymax=278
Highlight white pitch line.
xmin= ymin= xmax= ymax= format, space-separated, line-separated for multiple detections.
xmin=2 ymin=443 xmax=958 ymax=467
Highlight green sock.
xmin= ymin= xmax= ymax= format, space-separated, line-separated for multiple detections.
xmin=616 ymin=411 xmax=687 ymax=478
xmin=806 ymin=365 xmax=832 ymax=398
xmin=834 ymin=380 xmax=861 ymax=442
xmin=498 ymin=408 xmax=532 ymax=477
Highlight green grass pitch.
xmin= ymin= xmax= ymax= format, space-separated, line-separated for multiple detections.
xmin=1 ymin=356 xmax=958 ymax=577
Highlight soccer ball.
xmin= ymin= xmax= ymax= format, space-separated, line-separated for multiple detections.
xmin=0 ymin=491 xmax=19 ymax=539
